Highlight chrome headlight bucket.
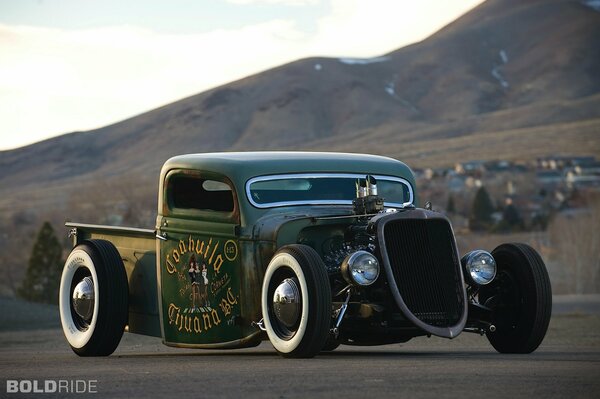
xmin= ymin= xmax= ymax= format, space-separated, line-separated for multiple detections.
xmin=461 ymin=250 xmax=497 ymax=286
xmin=341 ymin=251 xmax=380 ymax=286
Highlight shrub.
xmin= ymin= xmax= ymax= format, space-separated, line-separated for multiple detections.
xmin=17 ymin=222 xmax=64 ymax=304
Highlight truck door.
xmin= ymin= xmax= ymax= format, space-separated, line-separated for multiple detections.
xmin=157 ymin=170 xmax=242 ymax=347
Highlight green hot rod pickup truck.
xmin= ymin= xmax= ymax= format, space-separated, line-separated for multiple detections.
xmin=60 ymin=152 xmax=552 ymax=358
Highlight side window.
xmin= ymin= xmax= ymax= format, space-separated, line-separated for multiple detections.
xmin=168 ymin=175 xmax=234 ymax=212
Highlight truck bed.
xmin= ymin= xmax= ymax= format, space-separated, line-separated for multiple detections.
xmin=66 ymin=222 xmax=161 ymax=337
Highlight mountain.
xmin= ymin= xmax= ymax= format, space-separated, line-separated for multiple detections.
xmin=0 ymin=0 xmax=599 ymax=291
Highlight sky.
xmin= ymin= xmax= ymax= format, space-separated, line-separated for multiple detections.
xmin=0 ymin=0 xmax=484 ymax=151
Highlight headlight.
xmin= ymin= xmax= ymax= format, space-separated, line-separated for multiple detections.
xmin=461 ymin=250 xmax=496 ymax=286
xmin=341 ymin=251 xmax=380 ymax=286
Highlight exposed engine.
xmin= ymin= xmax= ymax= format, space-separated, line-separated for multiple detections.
xmin=352 ymin=175 xmax=384 ymax=215
xmin=322 ymin=175 xmax=383 ymax=274
xmin=323 ymin=240 xmax=375 ymax=274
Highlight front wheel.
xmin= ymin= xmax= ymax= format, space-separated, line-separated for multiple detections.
xmin=479 ymin=243 xmax=552 ymax=353
xmin=321 ymin=337 xmax=341 ymax=352
xmin=59 ymin=239 xmax=128 ymax=356
xmin=261 ymin=244 xmax=332 ymax=358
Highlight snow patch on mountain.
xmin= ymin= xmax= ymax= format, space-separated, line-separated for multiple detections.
xmin=492 ymin=68 xmax=509 ymax=88
xmin=491 ymin=49 xmax=509 ymax=88
xmin=339 ymin=56 xmax=390 ymax=65
xmin=385 ymin=81 xmax=396 ymax=97
xmin=384 ymin=77 xmax=420 ymax=113
xmin=583 ymin=0 xmax=600 ymax=11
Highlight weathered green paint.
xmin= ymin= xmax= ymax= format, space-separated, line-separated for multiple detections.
xmin=156 ymin=165 xmax=246 ymax=346
xmin=159 ymin=152 xmax=418 ymax=228
xmin=157 ymin=224 xmax=243 ymax=345
xmin=65 ymin=222 xmax=161 ymax=338
xmin=66 ymin=152 xmax=418 ymax=348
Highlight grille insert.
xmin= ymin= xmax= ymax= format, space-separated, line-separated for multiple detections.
xmin=382 ymin=218 xmax=464 ymax=327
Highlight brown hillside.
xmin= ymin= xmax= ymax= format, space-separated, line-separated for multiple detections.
xmin=0 ymin=0 xmax=598 ymax=289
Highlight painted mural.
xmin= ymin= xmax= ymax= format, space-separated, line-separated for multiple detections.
xmin=161 ymin=234 xmax=241 ymax=345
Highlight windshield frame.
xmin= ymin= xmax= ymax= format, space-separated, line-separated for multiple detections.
xmin=245 ymin=173 xmax=414 ymax=209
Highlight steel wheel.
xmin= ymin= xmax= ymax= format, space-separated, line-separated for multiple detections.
xmin=261 ymin=244 xmax=331 ymax=358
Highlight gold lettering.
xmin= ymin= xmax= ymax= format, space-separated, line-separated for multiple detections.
xmin=178 ymin=313 xmax=184 ymax=331
xmin=178 ymin=240 xmax=187 ymax=256
xmin=209 ymin=241 xmax=219 ymax=265
xmin=219 ymin=299 xmax=232 ymax=316
xmin=204 ymin=238 xmax=212 ymax=258
xmin=211 ymin=308 xmax=221 ymax=326
xmin=213 ymin=254 xmax=224 ymax=274
xmin=226 ymin=287 xmax=238 ymax=305
xmin=210 ymin=273 xmax=230 ymax=295
xmin=168 ymin=303 xmax=180 ymax=325
xmin=184 ymin=315 xmax=192 ymax=333
xmin=164 ymin=235 xmax=238 ymax=335
xmin=165 ymin=255 xmax=176 ymax=274
xmin=202 ymin=312 xmax=212 ymax=330
xmin=196 ymin=239 xmax=204 ymax=255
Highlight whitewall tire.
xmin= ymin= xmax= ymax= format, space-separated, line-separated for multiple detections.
xmin=261 ymin=244 xmax=331 ymax=358
xmin=59 ymin=240 xmax=128 ymax=356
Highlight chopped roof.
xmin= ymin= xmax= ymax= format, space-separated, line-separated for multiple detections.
xmin=161 ymin=152 xmax=414 ymax=183
xmin=159 ymin=152 xmax=417 ymax=224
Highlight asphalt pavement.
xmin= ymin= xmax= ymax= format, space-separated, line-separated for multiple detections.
xmin=1 ymin=297 xmax=599 ymax=398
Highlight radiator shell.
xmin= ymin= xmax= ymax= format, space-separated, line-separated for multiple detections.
xmin=374 ymin=209 xmax=467 ymax=338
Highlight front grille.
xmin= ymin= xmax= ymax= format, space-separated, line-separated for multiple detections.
xmin=382 ymin=218 xmax=464 ymax=327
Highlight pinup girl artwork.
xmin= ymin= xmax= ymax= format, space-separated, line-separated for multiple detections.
xmin=188 ymin=254 xmax=201 ymax=311
xmin=201 ymin=263 xmax=210 ymax=308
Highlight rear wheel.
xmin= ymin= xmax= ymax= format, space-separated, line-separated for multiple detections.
xmin=59 ymin=240 xmax=128 ymax=356
xmin=261 ymin=244 xmax=332 ymax=358
xmin=479 ymin=243 xmax=552 ymax=353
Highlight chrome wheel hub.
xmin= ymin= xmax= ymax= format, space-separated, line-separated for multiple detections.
xmin=72 ymin=276 xmax=95 ymax=323
xmin=273 ymin=278 xmax=301 ymax=328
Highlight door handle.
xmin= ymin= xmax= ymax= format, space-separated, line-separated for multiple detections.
xmin=155 ymin=231 xmax=167 ymax=241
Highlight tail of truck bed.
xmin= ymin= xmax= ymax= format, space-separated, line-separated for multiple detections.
xmin=66 ymin=222 xmax=161 ymax=338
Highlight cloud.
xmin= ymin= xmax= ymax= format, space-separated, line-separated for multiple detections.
xmin=225 ymin=0 xmax=318 ymax=5
xmin=0 ymin=20 xmax=309 ymax=149
xmin=0 ymin=0 xmax=484 ymax=150
xmin=308 ymin=0 xmax=484 ymax=57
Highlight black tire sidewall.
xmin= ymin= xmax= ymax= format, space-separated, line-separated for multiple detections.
xmin=262 ymin=244 xmax=331 ymax=358
xmin=484 ymin=243 xmax=552 ymax=353
xmin=60 ymin=240 xmax=128 ymax=356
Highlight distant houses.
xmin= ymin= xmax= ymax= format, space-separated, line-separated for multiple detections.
xmin=536 ymin=156 xmax=600 ymax=190
xmin=413 ymin=155 xmax=600 ymax=232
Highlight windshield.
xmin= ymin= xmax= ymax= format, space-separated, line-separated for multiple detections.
xmin=246 ymin=173 xmax=413 ymax=209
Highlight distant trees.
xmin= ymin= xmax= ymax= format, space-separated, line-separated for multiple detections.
xmin=18 ymin=222 xmax=64 ymax=304
xmin=446 ymin=195 xmax=456 ymax=214
xmin=497 ymin=203 xmax=524 ymax=231
xmin=548 ymin=194 xmax=600 ymax=294
xmin=469 ymin=187 xmax=495 ymax=230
